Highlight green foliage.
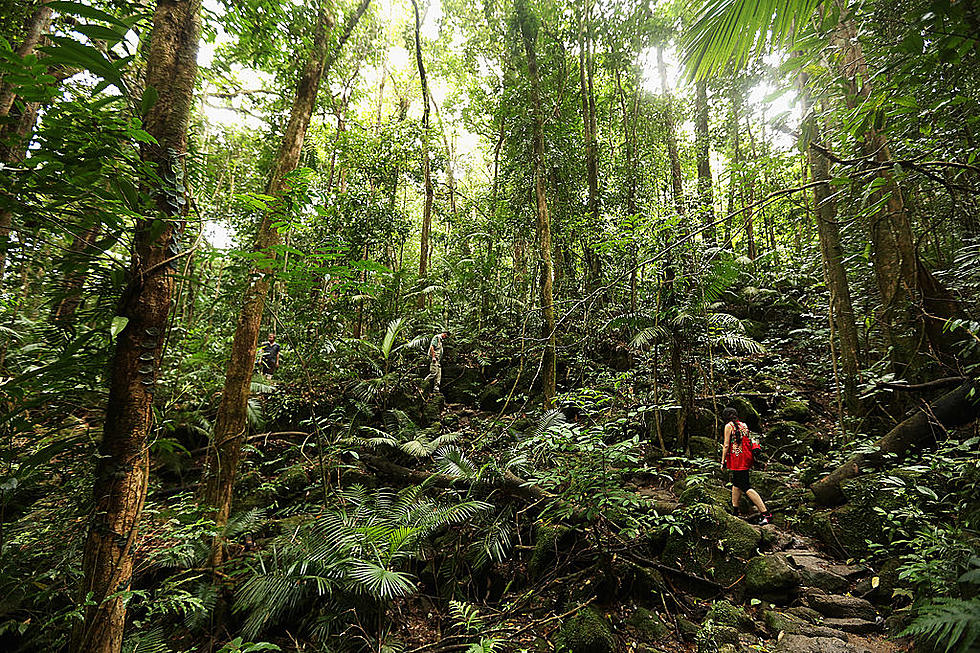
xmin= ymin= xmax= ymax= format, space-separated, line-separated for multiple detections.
xmin=904 ymin=560 xmax=980 ymax=653
xmin=234 ymin=484 xmax=493 ymax=640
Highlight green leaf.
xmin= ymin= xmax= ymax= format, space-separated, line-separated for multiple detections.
xmin=48 ymin=1 xmax=131 ymax=31
xmin=74 ymin=24 xmax=128 ymax=45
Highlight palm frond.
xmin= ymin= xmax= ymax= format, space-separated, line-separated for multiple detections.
xmin=631 ymin=325 xmax=667 ymax=349
xmin=683 ymin=0 xmax=824 ymax=80
xmin=348 ymin=561 xmax=416 ymax=599
xmin=717 ymin=333 xmax=765 ymax=354
xmin=435 ymin=445 xmax=478 ymax=479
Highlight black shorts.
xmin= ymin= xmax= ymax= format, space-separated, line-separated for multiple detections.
xmin=731 ymin=470 xmax=751 ymax=492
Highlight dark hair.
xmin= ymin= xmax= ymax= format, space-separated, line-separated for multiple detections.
xmin=722 ymin=407 xmax=738 ymax=423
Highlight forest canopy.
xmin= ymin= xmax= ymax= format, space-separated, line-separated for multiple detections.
xmin=1 ymin=0 xmax=979 ymax=652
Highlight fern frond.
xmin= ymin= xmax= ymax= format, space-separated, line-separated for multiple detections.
xmin=903 ymin=597 xmax=980 ymax=653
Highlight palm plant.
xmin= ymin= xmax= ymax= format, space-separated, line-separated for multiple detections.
xmin=350 ymin=317 xmax=428 ymax=406
xmin=234 ymin=485 xmax=492 ymax=642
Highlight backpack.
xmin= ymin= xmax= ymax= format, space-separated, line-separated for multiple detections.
xmin=728 ymin=420 xmax=763 ymax=469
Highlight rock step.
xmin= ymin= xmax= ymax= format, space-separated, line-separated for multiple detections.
xmin=822 ymin=617 xmax=882 ymax=635
xmin=804 ymin=591 xmax=878 ymax=621
xmin=774 ymin=634 xmax=876 ymax=653
xmin=786 ymin=554 xmax=850 ymax=593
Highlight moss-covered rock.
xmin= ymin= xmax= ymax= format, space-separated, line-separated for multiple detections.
xmin=689 ymin=435 xmax=720 ymax=458
xmin=800 ymin=469 xmax=944 ymax=558
xmin=777 ymin=399 xmax=811 ymax=422
xmin=706 ymin=600 xmax=753 ymax=630
xmin=678 ymin=480 xmax=730 ymax=507
xmin=625 ymin=607 xmax=668 ymax=641
xmin=555 ymin=606 xmax=617 ymax=653
xmin=696 ymin=622 xmax=740 ymax=652
xmin=662 ymin=504 xmax=762 ymax=587
xmin=745 ymin=554 xmax=800 ymax=602
xmin=763 ymin=421 xmax=811 ymax=462
xmin=528 ymin=524 xmax=577 ymax=579
xmin=727 ymin=397 xmax=761 ymax=431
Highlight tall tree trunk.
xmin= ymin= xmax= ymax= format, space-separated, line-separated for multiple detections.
xmin=744 ymin=114 xmax=758 ymax=260
xmin=517 ymin=0 xmax=556 ymax=408
xmin=71 ymin=2 xmax=201 ymax=652
xmin=831 ymin=8 xmax=962 ymax=368
xmin=808 ymin=131 xmax=862 ymax=412
xmin=798 ymin=76 xmax=862 ymax=413
xmin=203 ymin=7 xmax=332 ymax=568
xmin=578 ymin=0 xmax=600 ymax=289
xmin=411 ymin=0 xmax=433 ymax=289
xmin=726 ymin=85 xmax=743 ymax=248
xmin=695 ymin=79 xmax=715 ymax=246
xmin=0 ymin=100 xmax=40 ymax=280
xmin=658 ymin=46 xmax=692 ymax=452
xmin=657 ymin=47 xmax=684 ymax=218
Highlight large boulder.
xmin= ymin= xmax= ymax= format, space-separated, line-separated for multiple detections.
xmin=625 ymin=607 xmax=668 ymax=642
xmin=802 ymin=469 xmax=942 ymax=557
xmin=689 ymin=435 xmax=719 ymax=459
xmin=727 ymin=396 xmax=760 ymax=432
xmin=528 ymin=524 xmax=577 ymax=579
xmin=745 ymin=553 xmax=800 ymax=602
xmin=776 ymin=399 xmax=811 ymax=422
xmin=662 ymin=504 xmax=762 ymax=588
xmin=763 ymin=421 xmax=811 ymax=462
xmin=555 ymin=607 xmax=617 ymax=653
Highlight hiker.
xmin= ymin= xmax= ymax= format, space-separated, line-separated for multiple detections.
xmin=260 ymin=332 xmax=281 ymax=379
xmin=720 ymin=406 xmax=773 ymax=524
xmin=424 ymin=331 xmax=448 ymax=393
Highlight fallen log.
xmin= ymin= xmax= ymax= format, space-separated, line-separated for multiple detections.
xmin=811 ymin=379 xmax=980 ymax=505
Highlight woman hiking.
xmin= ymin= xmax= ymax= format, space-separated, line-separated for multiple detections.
xmin=721 ymin=406 xmax=773 ymax=525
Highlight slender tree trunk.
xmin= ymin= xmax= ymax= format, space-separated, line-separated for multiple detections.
xmin=51 ymin=220 xmax=102 ymax=326
xmin=517 ymin=0 xmax=556 ymax=408
xmin=203 ymin=7 xmax=332 ymax=568
xmin=657 ymin=47 xmax=684 ymax=219
xmin=71 ymin=2 xmax=201 ymax=652
xmin=0 ymin=100 xmax=41 ymax=280
xmin=797 ymin=75 xmax=862 ymax=412
xmin=412 ymin=0 xmax=433 ymax=290
xmin=808 ymin=131 xmax=862 ymax=412
xmin=695 ymin=80 xmax=715 ymax=246
xmin=578 ymin=0 xmax=600 ymax=289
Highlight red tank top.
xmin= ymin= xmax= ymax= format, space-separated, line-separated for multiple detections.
xmin=726 ymin=420 xmax=753 ymax=471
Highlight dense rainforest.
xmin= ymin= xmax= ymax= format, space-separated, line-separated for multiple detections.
xmin=2 ymin=0 xmax=980 ymax=651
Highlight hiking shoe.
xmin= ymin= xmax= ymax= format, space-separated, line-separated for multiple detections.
xmin=760 ymin=512 xmax=773 ymax=525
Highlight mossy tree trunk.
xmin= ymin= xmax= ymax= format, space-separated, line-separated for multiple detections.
xmin=71 ymin=2 xmax=202 ymax=651
xmin=517 ymin=0 xmax=556 ymax=408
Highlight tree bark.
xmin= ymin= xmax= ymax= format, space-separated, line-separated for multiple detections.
xmin=411 ymin=0 xmax=433 ymax=289
xmin=71 ymin=2 xmax=201 ymax=652
xmin=0 ymin=100 xmax=41 ymax=280
xmin=203 ymin=6 xmax=332 ymax=568
xmin=812 ymin=379 xmax=980 ymax=506
xmin=695 ymin=79 xmax=715 ymax=246
xmin=517 ymin=0 xmax=556 ymax=408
